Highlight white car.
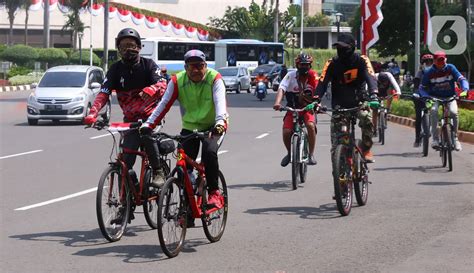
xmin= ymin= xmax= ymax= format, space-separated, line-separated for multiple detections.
xmin=26 ymin=65 xmax=110 ymax=125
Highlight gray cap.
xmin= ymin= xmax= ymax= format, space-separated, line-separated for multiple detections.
xmin=184 ymin=49 xmax=206 ymax=62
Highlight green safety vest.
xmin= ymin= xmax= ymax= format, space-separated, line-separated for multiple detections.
xmin=176 ymin=68 xmax=219 ymax=131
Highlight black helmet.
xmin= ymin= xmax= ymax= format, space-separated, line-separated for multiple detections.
xmin=295 ymin=53 xmax=313 ymax=65
xmin=115 ymin=28 xmax=141 ymax=48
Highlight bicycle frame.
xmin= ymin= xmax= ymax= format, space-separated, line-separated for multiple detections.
xmin=290 ymin=109 xmax=308 ymax=164
xmin=333 ymin=107 xmax=366 ymax=164
xmin=431 ymin=96 xmax=457 ymax=149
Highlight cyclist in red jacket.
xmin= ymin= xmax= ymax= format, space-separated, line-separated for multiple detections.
xmin=84 ymin=28 xmax=167 ymax=189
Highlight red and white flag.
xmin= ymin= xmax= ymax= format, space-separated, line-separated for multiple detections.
xmin=361 ymin=0 xmax=384 ymax=55
xmin=423 ymin=0 xmax=433 ymax=46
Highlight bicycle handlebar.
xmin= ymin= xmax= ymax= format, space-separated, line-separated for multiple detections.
xmin=427 ymin=95 xmax=458 ymax=103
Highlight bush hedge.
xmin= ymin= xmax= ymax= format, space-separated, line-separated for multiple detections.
xmin=390 ymin=99 xmax=474 ymax=132
xmin=7 ymin=66 xmax=32 ymax=78
xmin=8 ymin=73 xmax=43 ymax=86
xmin=0 ymin=45 xmax=38 ymax=67
xmin=69 ymin=50 xmax=101 ymax=66
xmin=37 ymin=48 xmax=68 ymax=66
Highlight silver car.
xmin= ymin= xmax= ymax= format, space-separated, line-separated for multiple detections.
xmin=218 ymin=66 xmax=251 ymax=94
xmin=26 ymin=65 xmax=110 ymax=125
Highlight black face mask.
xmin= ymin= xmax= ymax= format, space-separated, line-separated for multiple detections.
xmin=297 ymin=67 xmax=310 ymax=76
xmin=120 ymin=48 xmax=140 ymax=65
xmin=336 ymin=46 xmax=355 ymax=60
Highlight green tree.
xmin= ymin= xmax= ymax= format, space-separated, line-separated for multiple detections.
xmin=70 ymin=50 xmax=101 ymax=66
xmin=305 ymin=13 xmax=331 ymax=27
xmin=1 ymin=45 xmax=39 ymax=66
xmin=22 ymin=0 xmax=32 ymax=45
xmin=3 ymin=0 xmax=22 ymax=45
xmin=61 ymin=0 xmax=87 ymax=50
xmin=36 ymin=48 xmax=68 ymax=67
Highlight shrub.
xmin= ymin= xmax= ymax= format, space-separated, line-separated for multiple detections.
xmin=459 ymin=108 xmax=474 ymax=132
xmin=69 ymin=50 xmax=101 ymax=66
xmin=0 ymin=44 xmax=7 ymax=59
xmin=36 ymin=48 xmax=68 ymax=66
xmin=0 ymin=45 xmax=38 ymax=66
xmin=8 ymin=74 xmax=43 ymax=86
xmin=7 ymin=66 xmax=32 ymax=78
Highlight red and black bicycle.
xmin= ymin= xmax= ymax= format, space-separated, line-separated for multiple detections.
xmin=155 ymin=130 xmax=228 ymax=258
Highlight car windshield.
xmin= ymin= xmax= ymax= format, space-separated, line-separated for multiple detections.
xmin=252 ymin=65 xmax=273 ymax=75
xmin=218 ymin=68 xmax=238 ymax=76
xmin=38 ymin=72 xmax=86 ymax=87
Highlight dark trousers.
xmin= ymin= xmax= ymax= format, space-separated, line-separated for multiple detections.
xmin=181 ymin=129 xmax=220 ymax=191
xmin=122 ymin=130 xmax=161 ymax=172
xmin=413 ymin=98 xmax=424 ymax=141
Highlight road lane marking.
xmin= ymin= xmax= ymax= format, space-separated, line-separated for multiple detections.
xmin=196 ymin=150 xmax=228 ymax=162
xmin=256 ymin=133 xmax=269 ymax=139
xmin=14 ymin=187 xmax=98 ymax=211
xmin=90 ymin=132 xmax=118 ymax=140
xmin=0 ymin=150 xmax=43 ymax=160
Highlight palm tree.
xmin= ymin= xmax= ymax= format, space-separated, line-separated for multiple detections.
xmin=4 ymin=0 xmax=22 ymax=45
xmin=22 ymin=0 xmax=32 ymax=45
xmin=61 ymin=0 xmax=87 ymax=50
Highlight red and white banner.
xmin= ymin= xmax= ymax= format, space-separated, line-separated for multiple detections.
xmin=361 ymin=0 xmax=384 ymax=55
xmin=185 ymin=26 xmax=197 ymax=38
xmin=197 ymin=29 xmax=209 ymax=41
xmin=145 ymin=16 xmax=159 ymax=29
xmin=131 ymin=12 xmax=145 ymax=25
xmin=172 ymin=22 xmax=184 ymax=35
xmin=108 ymin=6 xmax=117 ymax=19
xmin=159 ymin=19 xmax=171 ymax=32
xmin=89 ymin=3 xmax=103 ymax=16
xmin=117 ymin=8 xmax=131 ymax=22
xmin=423 ymin=0 xmax=433 ymax=46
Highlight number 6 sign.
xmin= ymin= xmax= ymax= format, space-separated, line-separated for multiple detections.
xmin=429 ymin=16 xmax=467 ymax=55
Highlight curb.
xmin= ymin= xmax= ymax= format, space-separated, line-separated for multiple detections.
xmin=0 ymin=85 xmax=32 ymax=93
xmin=388 ymin=114 xmax=474 ymax=145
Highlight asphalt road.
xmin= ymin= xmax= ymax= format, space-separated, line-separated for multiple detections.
xmin=1 ymin=90 xmax=473 ymax=273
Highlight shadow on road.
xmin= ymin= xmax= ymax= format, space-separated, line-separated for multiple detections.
xmin=373 ymin=164 xmax=449 ymax=173
xmin=375 ymin=152 xmax=421 ymax=158
xmin=227 ymin=181 xmax=295 ymax=192
xmin=244 ymin=204 xmax=342 ymax=219
xmin=417 ymin=181 xmax=474 ymax=186
xmin=15 ymin=120 xmax=84 ymax=127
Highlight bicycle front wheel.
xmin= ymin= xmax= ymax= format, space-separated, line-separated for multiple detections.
xmin=378 ymin=111 xmax=385 ymax=145
xmin=299 ymin=134 xmax=308 ymax=184
xmin=96 ymin=165 xmax=131 ymax=242
xmin=422 ymin=113 xmax=430 ymax=157
xmin=291 ymin=134 xmax=300 ymax=190
xmin=202 ymin=170 xmax=228 ymax=242
xmin=440 ymin=126 xmax=448 ymax=167
xmin=444 ymin=125 xmax=453 ymax=172
xmin=332 ymin=144 xmax=353 ymax=216
xmin=157 ymin=177 xmax=187 ymax=258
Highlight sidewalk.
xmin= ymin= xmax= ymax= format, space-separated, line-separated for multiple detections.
xmin=388 ymin=114 xmax=474 ymax=144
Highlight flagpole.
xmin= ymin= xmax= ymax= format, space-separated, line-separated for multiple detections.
xmin=415 ymin=0 xmax=420 ymax=74
xmin=361 ymin=0 xmax=366 ymax=55
xmin=300 ymin=0 xmax=304 ymax=49
xmin=90 ymin=0 xmax=93 ymax=66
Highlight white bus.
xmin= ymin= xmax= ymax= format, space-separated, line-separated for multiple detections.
xmin=140 ymin=37 xmax=284 ymax=71
xmin=214 ymin=39 xmax=285 ymax=69
xmin=140 ymin=37 xmax=216 ymax=71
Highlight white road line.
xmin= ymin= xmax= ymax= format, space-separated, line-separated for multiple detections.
xmin=90 ymin=132 xmax=118 ymax=140
xmin=196 ymin=150 xmax=229 ymax=162
xmin=14 ymin=187 xmax=98 ymax=211
xmin=256 ymin=133 xmax=269 ymax=139
xmin=0 ymin=150 xmax=43 ymax=160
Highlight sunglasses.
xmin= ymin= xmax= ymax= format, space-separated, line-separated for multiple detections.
xmin=119 ymin=43 xmax=139 ymax=51
xmin=186 ymin=62 xmax=206 ymax=70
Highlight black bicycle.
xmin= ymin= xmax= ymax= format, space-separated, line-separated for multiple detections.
xmin=430 ymin=95 xmax=457 ymax=171
xmin=413 ymin=93 xmax=432 ymax=157
xmin=330 ymin=105 xmax=370 ymax=216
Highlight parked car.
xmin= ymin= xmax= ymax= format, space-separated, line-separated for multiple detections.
xmin=250 ymin=64 xmax=282 ymax=88
xmin=217 ymin=66 xmax=251 ymax=93
xmin=26 ymin=65 xmax=110 ymax=125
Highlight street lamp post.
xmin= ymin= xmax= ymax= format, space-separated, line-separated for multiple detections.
xmin=335 ymin=12 xmax=343 ymax=37
xmin=79 ymin=32 xmax=83 ymax=65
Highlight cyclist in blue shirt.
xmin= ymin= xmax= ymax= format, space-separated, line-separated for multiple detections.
xmin=419 ymin=51 xmax=469 ymax=151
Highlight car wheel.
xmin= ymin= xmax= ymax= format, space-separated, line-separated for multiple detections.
xmin=236 ymin=84 xmax=241 ymax=94
xmin=28 ymin=118 xmax=38 ymax=126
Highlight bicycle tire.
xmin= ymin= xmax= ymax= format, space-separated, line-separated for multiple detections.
xmin=379 ymin=111 xmax=385 ymax=145
xmin=144 ymin=161 xmax=170 ymax=229
xmin=157 ymin=177 xmax=187 ymax=258
xmin=444 ymin=125 xmax=453 ymax=172
xmin=96 ymin=165 xmax=131 ymax=242
xmin=291 ymin=134 xmax=300 ymax=190
xmin=332 ymin=144 xmax=353 ymax=216
xmin=202 ymin=170 xmax=228 ymax=242
xmin=353 ymin=147 xmax=368 ymax=206
xmin=299 ymin=131 xmax=308 ymax=184
xmin=440 ymin=126 xmax=448 ymax=167
xmin=422 ymin=113 xmax=430 ymax=157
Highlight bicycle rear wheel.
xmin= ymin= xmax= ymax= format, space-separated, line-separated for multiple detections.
xmin=202 ymin=170 xmax=228 ymax=242
xmin=421 ymin=113 xmax=430 ymax=157
xmin=157 ymin=177 xmax=187 ymax=258
xmin=353 ymin=147 xmax=369 ymax=206
xmin=291 ymin=134 xmax=300 ymax=190
xmin=332 ymin=144 xmax=353 ymax=216
xmin=444 ymin=125 xmax=453 ymax=172
xmin=378 ymin=111 xmax=385 ymax=145
xmin=96 ymin=165 xmax=131 ymax=242
xmin=299 ymin=131 xmax=308 ymax=184
xmin=440 ymin=126 xmax=448 ymax=168
xmin=144 ymin=161 xmax=170 ymax=229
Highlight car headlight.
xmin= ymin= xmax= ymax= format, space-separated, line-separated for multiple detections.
xmin=27 ymin=92 xmax=36 ymax=103
xmin=72 ymin=95 xmax=86 ymax=102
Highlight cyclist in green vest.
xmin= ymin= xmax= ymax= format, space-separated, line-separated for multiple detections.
xmin=141 ymin=49 xmax=228 ymax=213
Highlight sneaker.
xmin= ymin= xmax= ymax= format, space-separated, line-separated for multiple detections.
xmin=454 ymin=138 xmax=462 ymax=151
xmin=207 ymin=190 xmax=224 ymax=209
xmin=280 ymin=154 xmax=290 ymax=167
xmin=363 ymin=150 xmax=375 ymax=163
xmin=308 ymin=154 xmax=317 ymax=165
xmin=151 ymin=170 xmax=166 ymax=188
xmin=431 ymin=140 xmax=440 ymax=149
